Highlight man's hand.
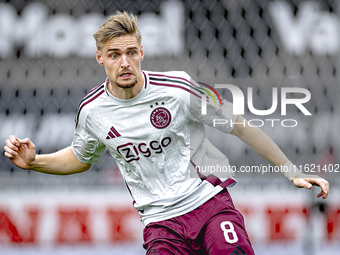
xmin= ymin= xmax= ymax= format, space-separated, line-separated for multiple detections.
xmin=4 ymin=136 xmax=90 ymax=175
xmin=292 ymin=173 xmax=329 ymax=199
xmin=4 ymin=135 xmax=36 ymax=170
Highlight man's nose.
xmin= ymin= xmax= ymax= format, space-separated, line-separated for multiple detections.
xmin=121 ymin=55 xmax=129 ymax=68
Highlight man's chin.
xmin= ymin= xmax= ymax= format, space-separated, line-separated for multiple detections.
xmin=116 ymin=80 xmax=138 ymax=89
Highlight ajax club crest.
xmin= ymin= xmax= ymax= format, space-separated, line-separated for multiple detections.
xmin=150 ymin=107 xmax=171 ymax=129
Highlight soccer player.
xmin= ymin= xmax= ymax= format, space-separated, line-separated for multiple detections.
xmin=4 ymin=12 xmax=329 ymax=255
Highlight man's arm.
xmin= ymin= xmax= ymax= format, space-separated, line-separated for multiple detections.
xmin=4 ymin=135 xmax=91 ymax=175
xmin=230 ymin=115 xmax=329 ymax=199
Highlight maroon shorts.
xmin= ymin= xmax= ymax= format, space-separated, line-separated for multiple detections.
xmin=143 ymin=184 xmax=255 ymax=255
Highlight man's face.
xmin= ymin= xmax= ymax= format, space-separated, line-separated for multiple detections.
xmin=96 ymin=34 xmax=144 ymax=89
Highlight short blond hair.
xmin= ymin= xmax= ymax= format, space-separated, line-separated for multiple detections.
xmin=93 ymin=11 xmax=142 ymax=51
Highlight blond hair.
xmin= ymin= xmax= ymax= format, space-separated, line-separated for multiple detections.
xmin=93 ymin=11 xmax=142 ymax=51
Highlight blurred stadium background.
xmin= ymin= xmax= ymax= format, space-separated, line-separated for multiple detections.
xmin=0 ymin=0 xmax=339 ymax=254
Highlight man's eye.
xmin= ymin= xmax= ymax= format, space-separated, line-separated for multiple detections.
xmin=111 ymin=53 xmax=118 ymax=58
xmin=129 ymin=51 xmax=136 ymax=56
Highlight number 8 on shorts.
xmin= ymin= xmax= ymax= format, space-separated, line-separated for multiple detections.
xmin=220 ymin=221 xmax=239 ymax=244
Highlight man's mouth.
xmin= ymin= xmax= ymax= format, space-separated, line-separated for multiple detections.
xmin=120 ymin=72 xmax=132 ymax=77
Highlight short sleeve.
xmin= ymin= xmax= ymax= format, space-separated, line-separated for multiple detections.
xmin=180 ymin=75 xmax=238 ymax=134
xmin=71 ymin=109 xmax=106 ymax=164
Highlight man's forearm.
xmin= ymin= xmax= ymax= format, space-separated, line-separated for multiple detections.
xmin=240 ymin=127 xmax=289 ymax=166
xmin=231 ymin=116 xmax=289 ymax=167
xmin=29 ymin=147 xmax=91 ymax=175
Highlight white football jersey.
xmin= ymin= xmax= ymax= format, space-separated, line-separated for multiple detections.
xmin=72 ymin=70 xmax=237 ymax=226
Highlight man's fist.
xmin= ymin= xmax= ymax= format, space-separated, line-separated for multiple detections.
xmin=4 ymin=135 xmax=36 ymax=170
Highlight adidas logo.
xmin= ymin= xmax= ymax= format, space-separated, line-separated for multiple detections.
xmin=106 ymin=126 xmax=121 ymax=140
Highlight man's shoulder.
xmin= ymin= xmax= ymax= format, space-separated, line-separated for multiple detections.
xmin=145 ymin=70 xmax=205 ymax=106
xmin=145 ymin=70 xmax=197 ymax=99
xmin=144 ymin=70 xmax=190 ymax=80
xmin=75 ymin=80 xmax=107 ymax=128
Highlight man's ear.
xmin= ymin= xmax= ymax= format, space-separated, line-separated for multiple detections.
xmin=140 ymin=45 xmax=144 ymax=61
xmin=96 ymin=50 xmax=104 ymax=66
